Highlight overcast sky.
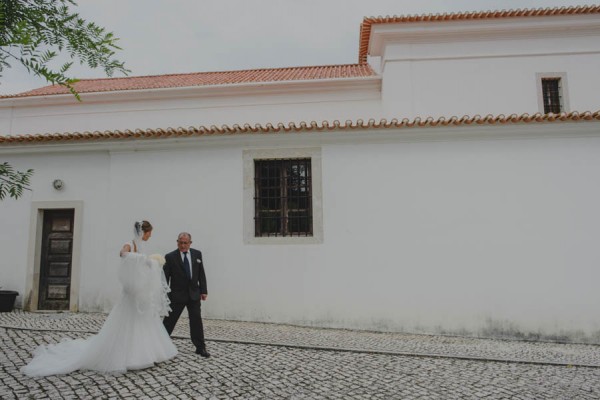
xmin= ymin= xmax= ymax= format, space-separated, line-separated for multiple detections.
xmin=0 ymin=0 xmax=595 ymax=95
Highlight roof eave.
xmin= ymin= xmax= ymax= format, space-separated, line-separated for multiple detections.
xmin=2 ymin=111 xmax=599 ymax=151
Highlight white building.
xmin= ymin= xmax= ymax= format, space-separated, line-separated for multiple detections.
xmin=1 ymin=5 xmax=600 ymax=343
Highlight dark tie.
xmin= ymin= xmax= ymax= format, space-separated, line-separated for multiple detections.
xmin=183 ymin=252 xmax=191 ymax=278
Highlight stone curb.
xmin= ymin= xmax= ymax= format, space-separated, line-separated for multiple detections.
xmin=3 ymin=323 xmax=599 ymax=369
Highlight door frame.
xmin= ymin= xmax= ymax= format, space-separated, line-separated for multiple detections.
xmin=25 ymin=201 xmax=83 ymax=312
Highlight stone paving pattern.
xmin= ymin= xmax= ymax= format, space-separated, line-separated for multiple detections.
xmin=1 ymin=311 xmax=600 ymax=399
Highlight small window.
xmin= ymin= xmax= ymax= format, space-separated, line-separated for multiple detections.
xmin=541 ymin=78 xmax=562 ymax=114
xmin=254 ymin=159 xmax=312 ymax=237
xmin=244 ymin=148 xmax=322 ymax=245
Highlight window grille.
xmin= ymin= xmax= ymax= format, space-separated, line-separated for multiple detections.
xmin=542 ymin=78 xmax=562 ymax=114
xmin=254 ymin=158 xmax=312 ymax=237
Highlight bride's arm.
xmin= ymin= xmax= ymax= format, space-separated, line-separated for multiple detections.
xmin=120 ymin=244 xmax=131 ymax=257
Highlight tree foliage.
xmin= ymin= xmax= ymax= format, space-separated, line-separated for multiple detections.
xmin=0 ymin=0 xmax=129 ymax=99
xmin=0 ymin=162 xmax=33 ymax=200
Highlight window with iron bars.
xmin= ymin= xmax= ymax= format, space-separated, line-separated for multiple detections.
xmin=254 ymin=158 xmax=312 ymax=237
xmin=542 ymin=78 xmax=562 ymax=114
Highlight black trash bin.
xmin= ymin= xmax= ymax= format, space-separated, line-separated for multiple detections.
xmin=0 ymin=290 xmax=18 ymax=312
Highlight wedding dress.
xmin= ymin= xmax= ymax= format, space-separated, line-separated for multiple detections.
xmin=21 ymin=241 xmax=177 ymax=377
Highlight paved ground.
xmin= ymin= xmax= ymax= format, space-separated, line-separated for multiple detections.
xmin=1 ymin=311 xmax=599 ymax=399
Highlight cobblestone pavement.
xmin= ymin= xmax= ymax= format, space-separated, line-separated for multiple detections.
xmin=1 ymin=311 xmax=600 ymax=399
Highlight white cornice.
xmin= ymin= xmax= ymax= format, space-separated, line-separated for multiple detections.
xmin=0 ymin=76 xmax=381 ymax=109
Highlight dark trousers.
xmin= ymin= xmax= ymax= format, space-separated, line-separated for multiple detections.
xmin=163 ymin=298 xmax=206 ymax=350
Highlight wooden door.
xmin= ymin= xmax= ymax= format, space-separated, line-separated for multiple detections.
xmin=38 ymin=209 xmax=74 ymax=310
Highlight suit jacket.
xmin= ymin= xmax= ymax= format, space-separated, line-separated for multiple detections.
xmin=163 ymin=248 xmax=207 ymax=303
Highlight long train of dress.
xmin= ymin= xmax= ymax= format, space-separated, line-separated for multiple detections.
xmin=21 ymin=253 xmax=177 ymax=377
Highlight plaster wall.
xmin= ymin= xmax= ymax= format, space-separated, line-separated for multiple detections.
xmin=0 ymin=152 xmax=111 ymax=310
xmin=0 ymin=108 xmax=13 ymax=133
xmin=382 ymin=54 xmax=600 ymax=118
xmin=214 ymin=128 xmax=600 ymax=341
xmin=0 ymin=156 xmax=32 ymax=294
xmin=318 ymin=131 xmax=600 ymax=339
xmin=2 ymin=124 xmax=599 ymax=342
xmin=1 ymin=83 xmax=382 ymax=136
xmin=380 ymin=24 xmax=600 ymax=118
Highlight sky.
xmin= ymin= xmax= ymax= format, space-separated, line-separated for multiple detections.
xmin=0 ymin=0 xmax=596 ymax=95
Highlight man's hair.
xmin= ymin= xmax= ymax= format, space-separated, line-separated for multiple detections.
xmin=178 ymin=232 xmax=192 ymax=241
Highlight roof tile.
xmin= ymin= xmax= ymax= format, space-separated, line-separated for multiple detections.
xmin=1 ymin=111 xmax=598 ymax=146
xmin=5 ymin=64 xmax=377 ymax=98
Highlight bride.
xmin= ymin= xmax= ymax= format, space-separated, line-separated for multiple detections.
xmin=21 ymin=220 xmax=177 ymax=377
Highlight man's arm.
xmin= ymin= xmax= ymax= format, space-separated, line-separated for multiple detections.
xmin=196 ymin=250 xmax=208 ymax=299
xmin=163 ymin=252 xmax=172 ymax=283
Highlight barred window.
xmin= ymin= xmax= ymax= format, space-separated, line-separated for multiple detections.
xmin=254 ymin=159 xmax=312 ymax=237
xmin=542 ymin=78 xmax=562 ymax=114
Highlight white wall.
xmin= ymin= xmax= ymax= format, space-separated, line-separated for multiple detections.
xmin=196 ymin=126 xmax=600 ymax=340
xmin=3 ymin=122 xmax=599 ymax=343
xmin=319 ymin=130 xmax=600 ymax=337
xmin=0 ymin=156 xmax=32 ymax=296
xmin=382 ymin=53 xmax=600 ymax=119
xmin=0 ymin=152 xmax=111 ymax=310
xmin=1 ymin=80 xmax=382 ymax=136
xmin=377 ymin=16 xmax=600 ymax=118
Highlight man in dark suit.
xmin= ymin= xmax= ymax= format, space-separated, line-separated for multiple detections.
xmin=163 ymin=232 xmax=210 ymax=357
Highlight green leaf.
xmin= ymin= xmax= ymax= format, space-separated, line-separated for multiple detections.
xmin=0 ymin=0 xmax=129 ymax=99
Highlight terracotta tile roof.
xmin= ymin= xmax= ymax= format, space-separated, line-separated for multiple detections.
xmin=358 ymin=5 xmax=600 ymax=63
xmin=1 ymin=111 xmax=598 ymax=146
xmin=5 ymin=64 xmax=377 ymax=98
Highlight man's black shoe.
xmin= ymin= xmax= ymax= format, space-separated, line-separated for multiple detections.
xmin=196 ymin=348 xmax=211 ymax=358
